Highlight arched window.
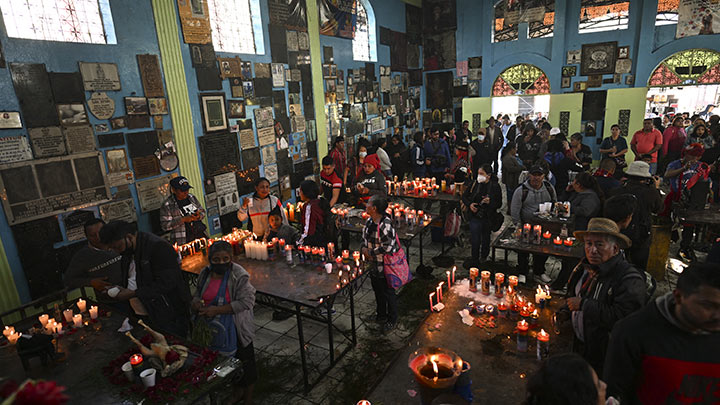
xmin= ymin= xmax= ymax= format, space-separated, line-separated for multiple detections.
xmin=492 ymin=64 xmax=550 ymax=96
xmin=579 ymin=0 xmax=629 ymax=34
xmin=207 ymin=0 xmax=264 ymax=54
xmin=353 ymin=0 xmax=377 ymax=62
xmin=648 ymin=49 xmax=720 ymax=86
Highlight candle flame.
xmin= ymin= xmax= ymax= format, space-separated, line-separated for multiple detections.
xmin=532 ymin=309 xmax=538 ymax=316
xmin=430 ymin=355 xmax=439 ymax=381
xmin=458 ymin=359 xmax=463 ymax=369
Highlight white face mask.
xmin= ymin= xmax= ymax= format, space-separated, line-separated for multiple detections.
xmin=478 ymin=135 xmax=486 ymax=141
xmin=477 ymin=174 xmax=487 ymax=183
xmin=359 ymin=151 xmax=367 ymax=158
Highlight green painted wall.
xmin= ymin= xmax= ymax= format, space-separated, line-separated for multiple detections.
xmin=548 ymin=93 xmax=584 ymax=137
xmin=462 ymin=97 xmax=492 ymax=129
xmin=604 ymin=88 xmax=649 ymax=162
xmin=307 ymin=0 xmax=329 ymax=158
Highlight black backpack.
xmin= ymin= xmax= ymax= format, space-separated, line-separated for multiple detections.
xmin=520 ymin=180 xmax=557 ymax=204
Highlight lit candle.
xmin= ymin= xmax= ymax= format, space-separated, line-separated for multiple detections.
xmin=77 ymin=298 xmax=86 ymax=312
xmin=530 ymin=309 xmax=539 ymax=327
xmin=480 ymin=271 xmax=491 ymax=295
xmin=494 ymin=273 xmax=505 ymax=298
xmin=498 ymin=302 xmax=508 ymax=318
xmin=517 ymin=320 xmax=529 ymax=352
xmin=446 ymin=270 xmax=451 ymax=287
xmin=130 ymin=354 xmax=143 ymax=370
xmin=3 ymin=326 xmax=14 ymax=338
xmin=429 ymin=292 xmax=435 ymax=311
xmin=54 ymin=322 xmax=63 ymax=334
xmin=523 ymin=223 xmax=531 ymax=242
xmin=535 ymin=286 xmax=547 ymax=306
xmin=352 ymin=251 xmax=361 ymax=264
xmin=89 ymin=306 xmax=98 ymax=320
xmin=508 ymin=275 xmax=518 ymax=299
xmin=63 ymin=309 xmax=73 ymax=323
xmin=553 ymin=236 xmax=563 ymax=247
xmin=544 ymin=285 xmax=552 ymax=302
xmin=285 ymin=245 xmax=293 ymax=265
xmin=452 ymin=266 xmax=456 ymax=284
xmin=542 ymin=231 xmax=552 ymax=244
xmin=469 ymin=268 xmax=479 ymax=292
xmin=7 ymin=331 xmax=21 ymax=344
xmin=537 ymin=329 xmax=550 ymax=361
xmin=38 ymin=314 xmax=49 ymax=326
xmin=437 ymin=282 xmax=444 ymax=302
xmin=533 ymin=225 xmax=542 ymax=245
xmin=73 ymin=314 xmax=83 ymax=328
xmin=564 ymin=237 xmax=574 ymax=247
xmin=45 ymin=321 xmax=55 ymax=333
xmin=327 ymin=242 xmax=335 ymax=259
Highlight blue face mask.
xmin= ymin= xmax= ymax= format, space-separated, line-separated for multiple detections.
xmin=210 ymin=262 xmax=231 ymax=275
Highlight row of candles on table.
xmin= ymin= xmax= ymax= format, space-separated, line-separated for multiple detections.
xmin=330 ymin=203 xmax=429 ymax=228
xmin=515 ymin=223 xmax=575 ymax=249
xmin=385 ymin=176 xmax=461 ymax=197
xmin=3 ymin=299 xmax=99 ymax=344
xmin=174 ymin=229 xmax=256 ymax=259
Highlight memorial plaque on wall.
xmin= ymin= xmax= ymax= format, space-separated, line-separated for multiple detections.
xmin=126 ymin=130 xmax=159 ymax=159
xmin=135 ymin=174 xmax=174 ymax=213
xmin=11 ymin=216 xmax=63 ymax=299
xmin=137 ymin=54 xmax=165 ymax=98
xmin=63 ymin=125 xmax=96 ymax=154
xmin=49 ymin=72 xmax=85 ymax=103
xmin=97 ymin=132 xmax=125 ymax=148
xmin=196 ymin=65 xmax=223 ymax=91
xmin=177 ymin=0 xmax=212 ymax=44
xmin=189 ymin=43 xmax=217 ymax=68
xmin=198 ymin=132 xmax=241 ymax=178
xmin=9 ymin=63 xmax=59 ymax=128
xmin=239 ymin=129 xmax=256 ymax=150
xmin=268 ymin=24 xmax=288 ymax=64
xmin=258 ymin=126 xmax=275 ymax=146
xmin=78 ymin=62 xmax=121 ymax=91
xmin=126 ymin=115 xmax=151 ymax=129
xmin=254 ymin=107 xmax=274 ymax=128
xmin=132 ymin=155 xmax=161 ymax=179
xmin=0 ymin=136 xmax=33 ymax=164
xmin=99 ymin=199 xmax=137 ymax=223
xmin=242 ymin=148 xmax=261 ymax=169
xmin=87 ymin=92 xmax=115 ymax=120
xmin=261 ymin=145 xmax=276 ymax=165
xmin=0 ymin=152 xmax=111 ymax=224
xmin=63 ymin=209 xmax=96 ymax=241
xmin=28 ymin=126 xmax=66 ymax=158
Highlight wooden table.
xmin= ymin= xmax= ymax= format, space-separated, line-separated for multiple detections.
xmin=491 ymin=226 xmax=585 ymax=263
xmin=182 ymin=255 xmax=365 ymax=393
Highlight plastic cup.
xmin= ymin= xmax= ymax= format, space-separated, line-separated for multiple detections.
xmin=140 ymin=368 xmax=156 ymax=387
xmin=121 ymin=362 xmax=134 ymax=382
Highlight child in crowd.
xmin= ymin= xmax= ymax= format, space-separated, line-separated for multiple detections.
xmin=265 ymin=207 xmax=299 ymax=246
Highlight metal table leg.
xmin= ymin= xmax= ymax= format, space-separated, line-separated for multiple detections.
xmin=349 ymin=282 xmax=357 ymax=346
xmin=326 ymin=299 xmax=335 ymax=365
xmin=295 ymin=303 xmax=310 ymax=393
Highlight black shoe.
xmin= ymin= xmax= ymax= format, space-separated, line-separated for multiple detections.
xmin=375 ymin=315 xmax=388 ymax=323
xmin=272 ymin=310 xmax=293 ymax=321
xmin=382 ymin=321 xmax=396 ymax=334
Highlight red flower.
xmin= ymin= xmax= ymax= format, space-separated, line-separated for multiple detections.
xmin=139 ymin=334 xmax=153 ymax=346
xmin=13 ymin=381 xmax=69 ymax=405
xmin=165 ymin=350 xmax=180 ymax=364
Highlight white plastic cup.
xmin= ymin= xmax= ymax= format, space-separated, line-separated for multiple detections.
xmin=140 ymin=368 xmax=156 ymax=387
xmin=121 ymin=362 xmax=134 ymax=382
xmin=325 ymin=263 xmax=333 ymax=274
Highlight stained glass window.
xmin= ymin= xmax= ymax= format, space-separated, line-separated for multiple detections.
xmin=353 ymin=0 xmax=376 ymax=62
xmin=656 ymin=0 xmax=678 ymax=25
xmin=493 ymin=1 xmax=518 ymax=42
xmin=648 ymin=49 xmax=720 ymax=87
xmin=494 ymin=1 xmax=554 ymax=42
xmin=492 ymin=64 xmax=550 ymax=96
xmin=579 ymin=1 xmax=629 ymax=34
xmin=0 ymin=0 xmax=116 ymax=44
xmin=207 ymin=0 xmax=264 ymax=55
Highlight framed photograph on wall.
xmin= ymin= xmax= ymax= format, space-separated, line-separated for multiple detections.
xmin=200 ymin=93 xmax=227 ymax=133
xmin=580 ymin=41 xmax=618 ymax=76
xmin=561 ymin=77 xmax=571 ymax=88
xmin=227 ymin=100 xmax=245 ymax=118
xmin=618 ymin=46 xmax=629 ymax=59
xmin=124 ymin=97 xmax=148 ymax=115
xmin=561 ymin=66 xmax=577 ymax=77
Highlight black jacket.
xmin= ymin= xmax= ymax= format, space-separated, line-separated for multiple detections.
xmin=121 ymin=232 xmax=191 ymax=337
xmin=470 ymin=139 xmax=494 ymax=173
xmin=566 ymin=255 xmax=645 ymax=374
xmin=609 ymin=179 xmax=663 ymax=238
xmin=517 ymin=134 xmax=543 ymax=166
xmin=604 ymin=293 xmax=720 ymax=405
xmin=461 ymin=178 xmax=502 ymax=220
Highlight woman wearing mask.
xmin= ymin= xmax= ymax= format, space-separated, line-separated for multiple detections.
xmin=564 ymin=172 xmax=603 ymax=231
xmin=237 ymin=177 xmax=286 ymax=238
xmin=349 ymin=138 xmax=372 ymax=187
xmin=501 ymin=142 xmax=525 ymax=207
xmin=192 ymin=241 xmax=256 ymax=404
xmin=462 ymin=163 xmax=502 ymax=266
xmin=297 ymin=180 xmax=327 ymax=247
xmin=469 ymin=128 xmax=493 ymax=174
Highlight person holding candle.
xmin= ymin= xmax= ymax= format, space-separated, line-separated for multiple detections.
xmin=237 ymin=177 xmax=287 ymax=240
xmin=461 ymin=163 xmax=502 ymax=268
xmin=192 ymin=241 xmax=257 ymax=404
xmin=525 ymin=353 xmax=612 ymax=405
xmin=297 ymin=180 xmax=328 ymax=247
xmin=362 ymin=195 xmax=404 ymax=333
xmin=353 ymin=154 xmax=387 ymax=207
xmin=100 ymin=220 xmax=192 ymax=337
xmin=560 ymin=218 xmax=645 ymax=375
xmin=510 ymin=165 xmax=557 ymax=282
xmin=604 ymin=263 xmax=720 ymax=405
xmin=320 ymin=155 xmax=344 ymax=207
xmin=64 ymin=218 xmax=124 ymax=306
xmin=265 ymin=208 xmax=299 ymax=246
xmin=159 ymin=176 xmax=207 ymax=245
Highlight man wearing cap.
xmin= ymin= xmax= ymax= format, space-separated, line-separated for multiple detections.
xmin=510 ymin=164 xmax=557 ymax=282
xmin=607 ymin=161 xmax=663 ymax=269
xmin=160 ymin=176 xmax=207 ymax=245
xmin=563 ymin=218 xmax=646 ymax=374
xmin=631 ymin=118 xmax=663 ymax=174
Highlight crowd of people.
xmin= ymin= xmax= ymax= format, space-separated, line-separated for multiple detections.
xmin=60 ymin=109 xmax=720 ymax=405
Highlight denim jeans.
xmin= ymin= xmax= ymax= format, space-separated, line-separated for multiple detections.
xmin=371 ymin=273 xmax=398 ymax=324
xmin=469 ymin=217 xmax=491 ymax=260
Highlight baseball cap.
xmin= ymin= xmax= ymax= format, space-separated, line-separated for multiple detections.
xmin=170 ymin=176 xmax=192 ymax=191
xmin=529 ymin=165 xmax=546 ymax=175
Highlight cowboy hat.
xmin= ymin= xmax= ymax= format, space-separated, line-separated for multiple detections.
xmin=624 ymin=161 xmax=652 ymax=178
xmin=574 ymin=218 xmax=632 ymax=249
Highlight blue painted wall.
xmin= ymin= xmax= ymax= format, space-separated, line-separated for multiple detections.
xmin=0 ymin=1 xmax=177 ymax=303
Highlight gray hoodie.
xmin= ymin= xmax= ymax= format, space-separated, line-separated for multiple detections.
xmin=510 ymin=179 xmax=556 ymax=223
